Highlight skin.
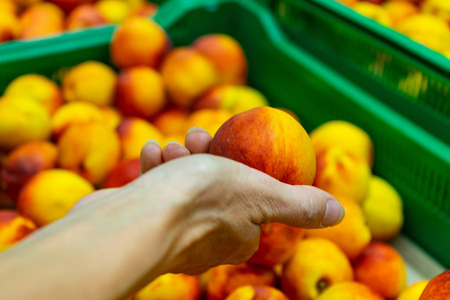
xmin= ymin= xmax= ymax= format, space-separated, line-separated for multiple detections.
xmin=0 ymin=127 xmax=344 ymax=300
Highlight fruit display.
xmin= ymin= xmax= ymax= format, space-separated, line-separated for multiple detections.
xmin=0 ymin=0 xmax=158 ymax=44
xmin=337 ymin=0 xmax=450 ymax=58
xmin=0 ymin=6 xmax=448 ymax=300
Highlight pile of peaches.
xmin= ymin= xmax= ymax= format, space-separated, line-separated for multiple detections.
xmin=0 ymin=0 xmax=157 ymax=44
xmin=0 ymin=15 xmax=447 ymax=300
xmin=338 ymin=0 xmax=450 ymax=58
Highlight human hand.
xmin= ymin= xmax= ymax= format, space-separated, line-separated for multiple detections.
xmin=0 ymin=127 xmax=344 ymax=300
xmin=128 ymin=127 xmax=344 ymax=275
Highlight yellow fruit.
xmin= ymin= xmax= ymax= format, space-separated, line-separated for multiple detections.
xmin=362 ymin=176 xmax=404 ymax=241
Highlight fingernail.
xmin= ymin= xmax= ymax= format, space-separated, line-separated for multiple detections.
xmin=166 ymin=141 xmax=184 ymax=147
xmin=320 ymin=199 xmax=345 ymax=227
xmin=187 ymin=126 xmax=208 ymax=135
xmin=146 ymin=139 xmax=160 ymax=146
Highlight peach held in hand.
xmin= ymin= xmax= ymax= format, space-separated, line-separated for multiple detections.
xmin=18 ymin=169 xmax=94 ymax=226
xmin=419 ymin=270 xmax=450 ymax=300
xmin=209 ymin=106 xmax=316 ymax=185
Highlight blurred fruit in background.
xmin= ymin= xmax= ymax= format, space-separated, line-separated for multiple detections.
xmin=204 ymin=263 xmax=277 ymax=300
xmin=192 ymin=34 xmax=248 ymax=85
xmin=310 ymin=120 xmax=374 ymax=167
xmin=57 ymin=122 xmax=121 ymax=185
xmin=314 ymin=281 xmax=383 ymax=300
xmin=337 ymin=0 xmax=450 ymax=57
xmin=185 ymin=109 xmax=232 ymax=137
xmin=111 ymin=17 xmax=168 ymax=69
xmin=281 ymin=237 xmax=354 ymax=300
xmin=103 ymin=158 xmax=140 ymax=188
xmin=397 ymin=13 xmax=450 ymax=53
xmin=225 ymin=286 xmax=288 ymax=300
xmin=66 ymin=4 xmax=107 ymax=30
xmin=116 ymin=117 xmax=164 ymax=160
xmin=313 ymin=146 xmax=371 ymax=204
xmin=397 ymin=280 xmax=429 ymax=300
xmin=62 ymin=61 xmax=117 ymax=106
xmin=383 ymin=0 xmax=418 ymax=26
xmin=51 ymin=101 xmax=106 ymax=138
xmin=0 ymin=96 xmax=51 ymax=151
xmin=0 ymin=12 xmax=20 ymax=43
xmin=17 ymin=169 xmax=94 ymax=226
xmin=161 ymin=47 xmax=220 ymax=108
xmin=152 ymin=107 xmax=189 ymax=137
xmin=353 ymin=2 xmax=393 ymax=26
xmin=0 ymin=141 xmax=58 ymax=202
xmin=306 ymin=197 xmax=372 ymax=262
xmin=363 ymin=175 xmax=404 ymax=241
xmin=0 ymin=0 xmax=159 ymax=44
xmin=0 ymin=209 xmax=36 ymax=252
xmin=133 ymin=273 xmax=201 ymax=300
xmin=248 ymin=223 xmax=305 ymax=268
xmin=19 ymin=2 xmax=65 ymax=40
xmin=353 ymin=242 xmax=407 ymax=299
xmin=4 ymin=74 xmax=63 ymax=114
xmin=194 ymin=85 xmax=268 ymax=116
xmin=115 ymin=66 xmax=166 ymax=119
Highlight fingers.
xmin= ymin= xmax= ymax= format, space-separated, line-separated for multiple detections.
xmin=162 ymin=142 xmax=191 ymax=162
xmin=140 ymin=140 xmax=163 ymax=173
xmin=185 ymin=127 xmax=212 ymax=154
xmin=140 ymin=127 xmax=212 ymax=174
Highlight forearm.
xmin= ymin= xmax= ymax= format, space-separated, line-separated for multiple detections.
xmin=0 ymin=186 xmax=176 ymax=300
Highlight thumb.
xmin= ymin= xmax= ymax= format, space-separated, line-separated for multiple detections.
xmin=258 ymin=184 xmax=345 ymax=228
xmin=228 ymin=163 xmax=345 ymax=229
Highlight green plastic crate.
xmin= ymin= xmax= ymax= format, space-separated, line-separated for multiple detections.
xmin=0 ymin=0 xmax=449 ymax=268
xmin=272 ymin=0 xmax=450 ymax=145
